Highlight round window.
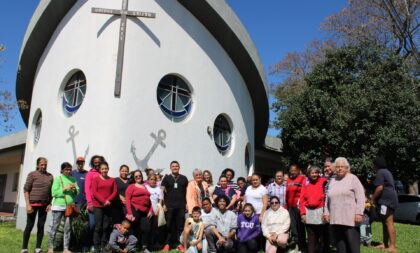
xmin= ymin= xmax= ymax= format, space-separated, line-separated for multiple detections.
xmin=213 ymin=114 xmax=232 ymax=155
xmin=157 ymin=75 xmax=192 ymax=122
xmin=33 ymin=110 xmax=42 ymax=145
xmin=62 ymin=71 xmax=87 ymax=116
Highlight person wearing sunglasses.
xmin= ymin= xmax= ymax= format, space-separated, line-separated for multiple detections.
xmin=125 ymin=170 xmax=153 ymax=253
xmin=262 ymin=196 xmax=290 ymax=253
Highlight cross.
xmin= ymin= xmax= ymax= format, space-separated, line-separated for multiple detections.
xmin=64 ymin=73 xmax=86 ymax=108
xmin=92 ymin=0 xmax=156 ymax=97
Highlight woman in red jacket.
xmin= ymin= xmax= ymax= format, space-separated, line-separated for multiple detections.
xmin=92 ymin=161 xmax=117 ymax=252
xmin=125 ymin=170 xmax=153 ymax=252
xmin=300 ymin=166 xmax=328 ymax=253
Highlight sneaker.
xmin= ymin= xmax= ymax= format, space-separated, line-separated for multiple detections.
xmin=177 ymin=244 xmax=185 ymax=251
xmin=162 ymin=244 xmax=170 ymax=252
xmin=21 ymin=250 xmax=28 ymax=253
xmin=34 ymin=249 xmax=43 ymax=253
xmin=142 ymin=248 xmax=151 ymax=253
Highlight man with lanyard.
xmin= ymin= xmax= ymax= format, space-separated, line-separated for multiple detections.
xmin=286 ymin=164 xmax=307 ymax=252
xmin=161 ymin=161 xmax=189 ymax=252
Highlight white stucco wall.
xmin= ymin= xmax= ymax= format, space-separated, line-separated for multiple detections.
xmin=0 ymin=164 xmax=19 ymax=203
xmin=17 ymin=0 xmax=254 ymax=229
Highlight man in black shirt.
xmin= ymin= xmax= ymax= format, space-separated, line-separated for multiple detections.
xmin=161 ymin=161 xmax=188 ymax=251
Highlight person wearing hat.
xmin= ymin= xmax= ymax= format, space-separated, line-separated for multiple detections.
xmin=72 ymin=156 xmax=89 ymax=251
xmin=371 ymin=156 xmax=398 ymax=252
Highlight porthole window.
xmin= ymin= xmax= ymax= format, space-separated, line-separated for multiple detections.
xmin=62 ymin=71 xmax=87 ymax=116
xmin=213 ymin=114 xmax=232 ymax=155
xmin=33 ymin=110 xmax=42 ymax=145
xmin=157 ymin=74 xmax=192 ymax=122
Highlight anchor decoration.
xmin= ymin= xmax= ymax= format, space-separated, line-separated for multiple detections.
xmin=131 ymin=129 xmax=166 ymax=173
xmin=67 ymin=125 xmax=89 ymax=167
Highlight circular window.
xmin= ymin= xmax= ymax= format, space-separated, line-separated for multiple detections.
xmin=33 ymin=109 xmax=42 ymax=145
xmin=157 ymin=74 xmax=192 ymax=122
xmin=62 ymin=71 xmax=87 ymax=116
xmin=213 ymin=114 xmax=232 ymax=155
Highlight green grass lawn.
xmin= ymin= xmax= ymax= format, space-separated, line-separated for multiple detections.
xmin=1 ymin=221 xmax=419 ymax=253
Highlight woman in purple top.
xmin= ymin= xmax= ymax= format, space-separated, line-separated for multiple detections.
xmin=324 ymin=157 xmax=365 ymax=253
xmin=237 ymin=203 xmax=261 ymax=253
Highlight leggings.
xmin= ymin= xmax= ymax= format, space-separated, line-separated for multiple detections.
xmin=22 ymin=205 xmax=48 ymax=250
xmin=131 ymin=207 xmax=151 ymax=247
xmin=333 ymin=225 xmax=360 ymax=253
xmin=93 ymin=207 xmax=112 ymax=249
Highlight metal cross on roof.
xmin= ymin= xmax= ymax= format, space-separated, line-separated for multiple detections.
xmin=92 ymin=0 xmax=156 ymax=97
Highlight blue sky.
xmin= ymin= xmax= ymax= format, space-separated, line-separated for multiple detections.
xmin=0 ymin=0 xmax=347 ymax=137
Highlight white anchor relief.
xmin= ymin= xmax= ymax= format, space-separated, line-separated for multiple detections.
xmin=67 ymin=125 xmax=89 ymax=167
xmin=131 ymin=129 xmax=166 ymax=173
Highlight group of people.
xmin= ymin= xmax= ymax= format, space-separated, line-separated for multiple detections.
xmin=21 ymin=155 xmax=398 ymax=253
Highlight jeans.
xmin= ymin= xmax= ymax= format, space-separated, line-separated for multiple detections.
xmin=49 ymin=211 xmax=71 ymax=249
xmin=360 ymin=224 xmax=372 ymax=245
xmin=205 ymin=229 xmax=234 ymax=253
xmin=180 ymin=234 xmax=208 ymax=253
xmin=22 ymin=205 xmax=48 ymax=249
xmin=93 ymin=207 xmax=112 ymax=249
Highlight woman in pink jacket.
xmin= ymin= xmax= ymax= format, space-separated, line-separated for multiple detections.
xmin=186 ymin=169 xmax=209 ymax=214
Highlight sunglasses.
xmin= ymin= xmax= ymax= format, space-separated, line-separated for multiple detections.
xmin=134 ymin=175 xmax=142 ymax=179
xmin=270 ymin=201 xmax=279 ymax=204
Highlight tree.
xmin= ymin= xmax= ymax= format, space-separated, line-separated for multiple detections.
xmin=0 ymin=44 xmax=16 ymax=132
xmin=271 ymin=0 xmax=419 ymax=109
xmin=275 ymin=45 xmax=420 ymax=179
xmin=321 ymin=0 xmax=419 ymax=62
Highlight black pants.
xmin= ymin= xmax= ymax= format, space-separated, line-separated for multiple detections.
xmin=332 ymin=225 xmax=360 ymax=253
xmin=306 ymin=224 xmax=328 ymax=253
xmin=22 ymin=205 xmax=48 ymax=249
xmin=289 ymin=206 xmax=307 ymax=250
xmin=131 ymin=207 xmax=151 ymax=247
xmin=93 ymin=207 xmax=112 ymax=249
xmin=237 ymin=238 xmax=258 ymax=253
xmin=164 ymin=207 xmax=185 ymax=246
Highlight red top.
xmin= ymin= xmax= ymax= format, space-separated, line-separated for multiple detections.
xmin=125 ymin=184 xmax=151 ymax=215
xmin=299 ymin=177 xmax=327 ymax=215
xmin=286 ymin=175 xmax=306 ymax=208
xmin=92 ymin=176 xmax=117 ymax=208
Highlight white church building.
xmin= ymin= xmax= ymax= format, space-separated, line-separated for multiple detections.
xmin=1 ymin=0 xmax=283 ymax=227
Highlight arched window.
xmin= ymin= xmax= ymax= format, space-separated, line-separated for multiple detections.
xmin=213 ymin=114 xmax=232 ymax=155
xmin=62 ymin=71 xmax=87 ymax=116
xmin=157 ymin=75 xmax=192 ymax=122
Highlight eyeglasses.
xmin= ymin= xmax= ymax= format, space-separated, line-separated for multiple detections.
xmin=270 ymin=201 xmax=279 ymax=204
xmin=134 ymin=176 xmax=142 ymax=179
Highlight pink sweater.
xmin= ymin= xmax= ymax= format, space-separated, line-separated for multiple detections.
xmin=85 ymin=168 xmax=100 ymax=206
xmin=324 ymin=173 xmax=365 ymax=227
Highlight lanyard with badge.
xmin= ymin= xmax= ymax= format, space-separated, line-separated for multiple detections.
xmin=173 ymin=174 xmax=179 ymax=189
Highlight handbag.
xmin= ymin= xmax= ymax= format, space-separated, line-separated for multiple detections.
xmin=157 ymin=203 xmax=166 ymax=227
xmin=60 ymin=176 xmax=79 ymax=218
xmin=305 ymin=207 xmax=324 ymax=225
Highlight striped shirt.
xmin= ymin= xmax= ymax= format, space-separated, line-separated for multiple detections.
xmin=267 ymin=182 xmax=287 ymax=208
